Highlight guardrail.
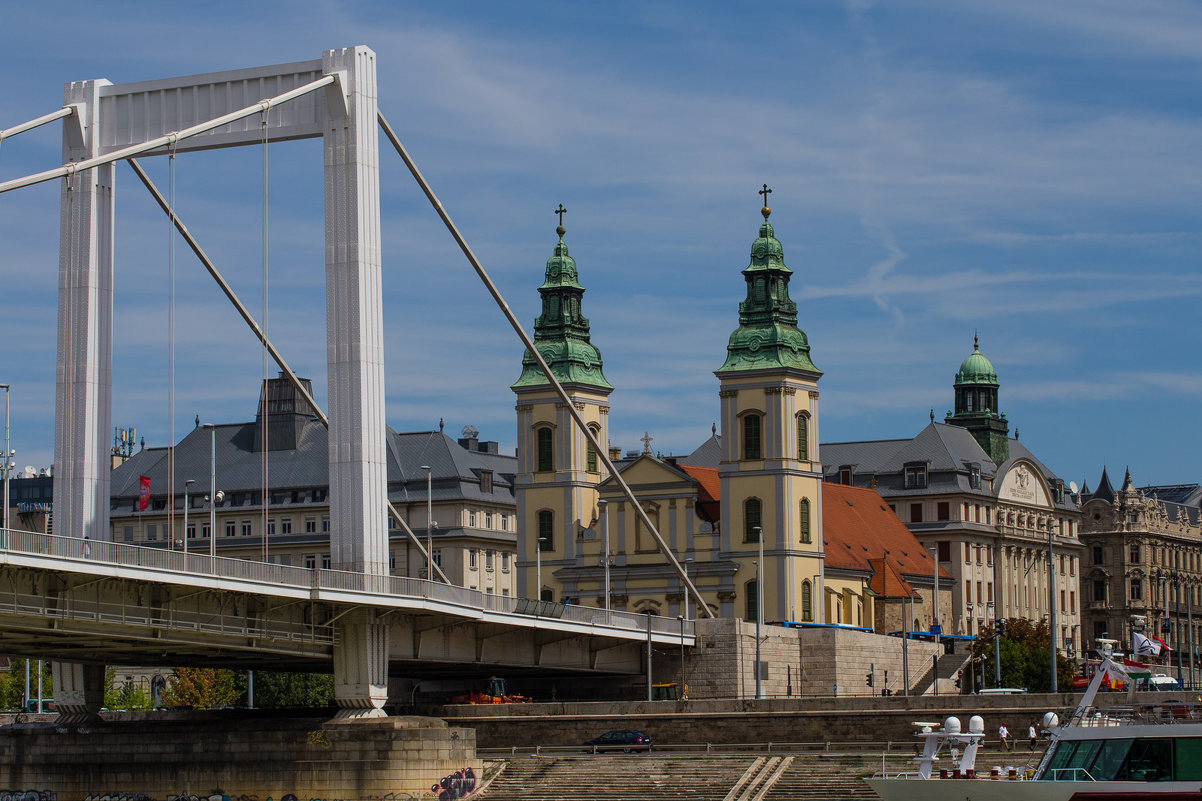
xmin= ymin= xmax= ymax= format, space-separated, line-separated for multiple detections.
xmin=0 ymin=527 xmax=692 ymax=638
xmin=478 ymin=740 xmax=1043 ymax=757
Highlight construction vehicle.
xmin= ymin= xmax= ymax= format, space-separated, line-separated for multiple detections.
xmin=651 ymin=682 xmax=688 ymax=701
xmin=450 ymin=676 xmax=530 ymax=704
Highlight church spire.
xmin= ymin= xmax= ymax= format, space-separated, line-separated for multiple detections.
xmin=716 ymin=187 xmax=820 ymax=375
xmin=945 ymin=335 xmax=1009 ymax=463
xmin=512 ymin=206 xmax=612 ymax=390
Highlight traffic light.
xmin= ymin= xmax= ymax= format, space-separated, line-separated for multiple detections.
xmin=866 ymin=671 xmax=874 ymax=687
xmin=996 ymin=619 xmax=1006 ymax=637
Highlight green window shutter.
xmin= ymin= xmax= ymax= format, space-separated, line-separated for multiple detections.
xmin=744 ymin=498 xmax=761 ymax=542
xmin=743 ymin=415 xmax=761 ymax=460
xmin=797 ymin=415 xmax=808 ymax=461
xmin=537 ymin=510 xmax=553 ymax=551
xmin=537 ymin=428 xmax=554 ymax=472
xmin=800 ymin=499 xmax=811 ymax=543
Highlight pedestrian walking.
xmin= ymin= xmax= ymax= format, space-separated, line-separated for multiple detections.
xmin=1028 ymin=723 xmax=1038 ymax=750
xmin=998 ymin=722 xmax=1011 ymax=751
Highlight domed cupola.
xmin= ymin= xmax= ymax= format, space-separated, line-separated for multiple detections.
xmin=716 ymin=186 xmax=820 ymax=376
xmin=512 ymin=207 xmax=612 ymax=390
xmin=945 ymin=334 xmax=1009 ymax=463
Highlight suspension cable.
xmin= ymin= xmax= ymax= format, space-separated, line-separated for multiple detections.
xmin=167 ymin=143 xmax=178 ymax=552
xmin=260 ymin=109 xmax=270 ymax=563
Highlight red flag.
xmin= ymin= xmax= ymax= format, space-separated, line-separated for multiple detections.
xmin=137 ymin=476 xmax=150 ymax=511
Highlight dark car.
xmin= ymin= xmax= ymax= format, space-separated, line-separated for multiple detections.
xmin=583 ymin=729 xmax=652 ymax=752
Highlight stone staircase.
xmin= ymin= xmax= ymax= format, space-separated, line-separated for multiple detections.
xmin=911 ymin=652 xmax=970 ymax=696
xmin=474 ymin=747 xmax=1044 ymax=801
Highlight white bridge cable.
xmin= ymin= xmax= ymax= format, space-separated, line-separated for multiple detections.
xmin=123 ymin=158 xmax=449 ymax=585
xmin=377 ymin=110 xmax=714 ymax=617
xmin=0 ymin=106 xmax=74 ymax=143
xmin=0 ymin=76 xmax=336 ymax=195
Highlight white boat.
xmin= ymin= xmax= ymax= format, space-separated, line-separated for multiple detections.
xmin=866 ymin=649 xmax=1202 ymax=800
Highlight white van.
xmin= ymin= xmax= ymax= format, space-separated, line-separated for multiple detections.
xmin=1147 ymin=675 xmax=1181 ymax=691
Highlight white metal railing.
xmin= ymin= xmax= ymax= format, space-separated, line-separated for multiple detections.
xmin=0 ymin=527 xmax=694 ymax=638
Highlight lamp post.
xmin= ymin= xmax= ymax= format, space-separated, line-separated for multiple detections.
xmin=967 ymin=601 xmax=975 ymax=692
xmin=1048 ymin=521 xmax=1058 ymax=693
xmin=0 ymin=383 xmax=10 ymax=538
xmin=684 ymin=557 xmax=695 ymax=620
xmin=599 ymin=499 xmax=611 ymax=613
xmin=203 ymin=423 xmax=221 ymax=559
xmin=754 ymin=525 xmax=764 ymax=700
xmin=183 ymin=479 xmax=195 ymax=554
xmin=677 ymin=614 xmax=685 ymax=690
xmin=536 ymin=536 xmax=548 ymax=602
xmin=1174 ymin=571 xmax=1184 ymax=688
xmin=989 ymin=600 xmax=1001 ymax=688
xmin=421 ymin=465 xmax=432 ymax=579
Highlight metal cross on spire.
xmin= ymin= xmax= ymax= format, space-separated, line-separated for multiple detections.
xmin=555 ymin=203 xmax=567 ymax=237
xmin=640 ymin=431 xmax=654 ymax=454
xmin=759 ymin=184 xmax=772 ymax=219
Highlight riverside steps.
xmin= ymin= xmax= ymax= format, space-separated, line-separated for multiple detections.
xmin=0 ymin=713 xmax=478 ymax=801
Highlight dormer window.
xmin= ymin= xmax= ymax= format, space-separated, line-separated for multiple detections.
xmin=969 ymin=464 xmax=981 ymax=490
xmin=904 ymin=463 xmax=928 ymax=489
xmin=480 ymin=470 xmax=493 ymax=493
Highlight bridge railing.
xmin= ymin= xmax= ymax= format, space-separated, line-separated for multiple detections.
xmin=0 ymin=527 xmax=693 ymax=637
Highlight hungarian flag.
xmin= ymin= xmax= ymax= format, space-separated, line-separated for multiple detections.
xmin=137 ymin=476 xmax=150 ymax=511
xmin=1154 ymin=634 xmax=1173 ymax=652
xmin=1121 ymin=659 xmax=1152 ymax=680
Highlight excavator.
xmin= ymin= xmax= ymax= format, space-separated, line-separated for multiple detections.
xmin=450 ymin=676 xmax=530 ymax=704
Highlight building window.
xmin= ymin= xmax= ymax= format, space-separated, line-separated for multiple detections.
xmin=186 ymin=523 xmax=196 ymax=540
xmin=201 ymin=523 xmax=210 ymax=539
xmin=799 ymin=499 xmax=811 ymax=544
xmin=536 ymin=427 xmax=554 ymax=472
xmin=743 ymin=414 xmax=762 ymax=460
xmin=321 ymin=554 xmax=331 ymax=569
xmin=502 ymin=552 xmax=511 ymax=572
xmin=304 ymin=553 xmax=316 ymax=569
xmin=146 ymin=524 xmax=157 ymax=541
xmin=321 ymin=516 xmax=330 ymax=533
xmin=432 ymin=549 xmax=442 ymax=567
xmin=123 ymin=525 xmax=134 ymax=542
xmin=486 ymin=550 xmax=494 ymax=570
xmin=839 ymin=468 xmax=851 ymax=484
xmin=540 ymin=587 xmax=553 ymax=602
xmin=938 ymin=541 xmax=950 ymax=562
xmin=797 ymin=414 xmax=809 ymax=461
xmin=469 ymin=549 xmax=478 ymax=569
xmin=224 ymin=521 xmax=235 ymax=537
xmin=746 ymin=579 xmax=758 ymax=622
xmin=267 ymin=519 xmax=276 ymax=536
xmin=1131 ymin=579 xmax=1142 ymax=600
xmin=1094 ymin=580 xmax=1106 ymax=602
xmin=1059 ymin=554 xmax=1065 ymax=575
xmin=974 ymin=545 xmax=981 ymax=564
xmin=484 ymin=512 xmax=493 ymax=529
xmin=305 ymin=517 xmax=316 ymax=534
xmin=280 ymin=519 xmax=292 ymax=535
xmin=1130 ymin=544 xmax=1140 ymax=563
xmin=910 ymin=504 xmax=923 ymax=523
xmin=499 ymin=514 xmax=508 ymax=531
xmin=480 ymin=470 xmax=493 ymax=493
xmin=801 ymin=580 xmax=812 ymax=622
xmin=537 ymin=510 xmax=554 ymax=552
xmin=744 ymin=498 xmax=762 ymax=543
xmin=937 ymin=502 xmax=950 ymax=521
xmin=587 ymin=425 xmax=600 ymax=472
xmin=1093 ymin=546 xmax=1103 ymax=565
xmin=241 ymin=520 xmax=252 ymax=536
xmin=468 ymin=510 xmax=477 ymax=527
xmin=976 ymin=581 xmax=982 ymax=603
xmin=904 ymin=464 xmax=928 ymax=489
xmin=974 ymin=504 xmax=981 ymax=523
xmin=1070 ymin=590 xmax=1076 ymax=613
xmin=969 ymin=465 xmax=981 ymax=489
xmin=389 ymin=552 xmax=397 ymax=571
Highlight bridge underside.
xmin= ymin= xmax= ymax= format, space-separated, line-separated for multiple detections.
xmin=0 ymin=567 xmax=647 ymax=680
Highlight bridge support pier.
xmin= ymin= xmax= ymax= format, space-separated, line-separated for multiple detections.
xmin=51 ymin=661 xmax=104 ymax=726
xmin=332 ymin=612 xmax=388 ymax=719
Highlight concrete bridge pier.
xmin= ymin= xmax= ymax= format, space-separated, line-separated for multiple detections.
xmin=51 ymin=662 xmax=104 ymax=726
xmin=333 ymin=610 xmax=389 ymax=718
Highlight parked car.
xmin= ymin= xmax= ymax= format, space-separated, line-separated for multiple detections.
xmin=583 ymin=729 xmax=652 ymax=752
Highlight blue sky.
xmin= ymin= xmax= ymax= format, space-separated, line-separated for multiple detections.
xmin=1 ymin=1 xmax=1200 ymax=488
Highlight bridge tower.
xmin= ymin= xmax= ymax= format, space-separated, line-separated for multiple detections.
xmin=512 ymin=212 xmax=612 ymax=602
xmin=714 ymin=193 xmax=825 ymax=623
xmin=50 ymin=47 xmax=389 ymax=721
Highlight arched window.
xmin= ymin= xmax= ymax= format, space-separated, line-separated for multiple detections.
xmin=586 ymin=425 xmax=599 ymax=473
xmin=540 ymin=588 xmax=554 ymax=602
xmin=536 ymin=427 xmax=554 ymax=472
xmin=744 ymin=498 xmax=761 ymax=543
xmin=743 ymin=414 xmax=762 ymax=460
xmin=746 ymin=579 xmax=759 ymax=622
xmin=797 ymin=413 xmax=809 ymax=461
xmin=537 ymin=509 xmax=553 ymax=552
xmin=799 ymin=498 xmax=811 ymax=543
xmin=802 ymin=580 xmax=812 ymax=622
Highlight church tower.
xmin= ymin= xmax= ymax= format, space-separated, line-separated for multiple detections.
xmin=512 ymin=207 xmax=612 ymax=602
xmin=714 ymin=188 xmax=824 ymax=623
xmin=945 ymin=335 xmax=1010 ymax=464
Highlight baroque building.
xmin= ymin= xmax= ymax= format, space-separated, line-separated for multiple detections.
xmin=1078 ymin=469 xmax=1202 ymax=663
xmin=822 ymin=339 xmax=1084 ymax=655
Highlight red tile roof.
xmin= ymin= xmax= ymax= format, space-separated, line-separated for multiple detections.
xmin=821 ymin=483 xmax=951 ymax=582
xmin=868 ymin=557 xmax=918 ymax=599
xmin=675 ymin=463 xmax=720 ymax=523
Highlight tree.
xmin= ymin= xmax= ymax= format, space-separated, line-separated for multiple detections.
xmin=0 ymin=659 xmax=52 ymax=710
xmin=162 ymin=667 xmax=239 ymax=709
xmin=972 ymin=617 xmax=1076 ymax=693
xmin=232 ymin=670 xmax=335 ymax=709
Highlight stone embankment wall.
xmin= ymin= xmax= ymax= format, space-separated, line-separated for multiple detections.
xmin=0 ymin=714 xmax=477 ymax=801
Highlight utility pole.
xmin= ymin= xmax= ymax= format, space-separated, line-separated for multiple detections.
xmin=1049 ymin=524 xmax=1057 ymax=693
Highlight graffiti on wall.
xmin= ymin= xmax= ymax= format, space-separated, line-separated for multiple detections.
xmin=431 ymin=767 xmax=476 ymax=801
xmin=0 ymin=791 xmax=56 ymax=801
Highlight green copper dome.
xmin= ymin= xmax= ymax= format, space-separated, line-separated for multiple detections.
xmin=512 ymin=222 xmax=612 ymax=391
xmin=716 ymin=203 xmax=820 ymax=375
xmin=955 ymin=336 xmax=998 ymax=386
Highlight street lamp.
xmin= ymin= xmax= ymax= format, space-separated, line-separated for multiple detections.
xmin=202 ymin=423 xmax=222 ymax=560
xmin=536 ymin=536 xmax=548 ymax=602
xmin=677 ymin=614 xmax=685 ymax=690
xmin=421 ymin=465 xmax=432 ymax=579
xmin=684 ymin=556 xmax=695 ymax=620
xmin=599 ymin=499 xmax=611 ymax=613
xmin=183 ymin=479 xmax=195 ymax=554
xmin=0 ymin=383 xmax=10 ymax=538
xmin=754 ymin=525 xmax=764 ymax=700
xmin=1048 ymin=520 xmax=1058 ymax=693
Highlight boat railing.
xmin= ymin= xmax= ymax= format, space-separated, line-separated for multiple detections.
xmin=1044 ymin=767 xmax=1097 ymax=781
xmin=1084 ymin=702 xmax=1202 ymax=725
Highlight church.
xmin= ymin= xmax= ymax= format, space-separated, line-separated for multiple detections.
xmin=511 ymin=192 xmax=952 ymax=632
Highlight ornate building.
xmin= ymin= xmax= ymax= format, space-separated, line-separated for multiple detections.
xmin=1078 ymin=469 xmax=1202 ymax=661
xmin=822 ymin=340 xmax=1084 ymax=654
